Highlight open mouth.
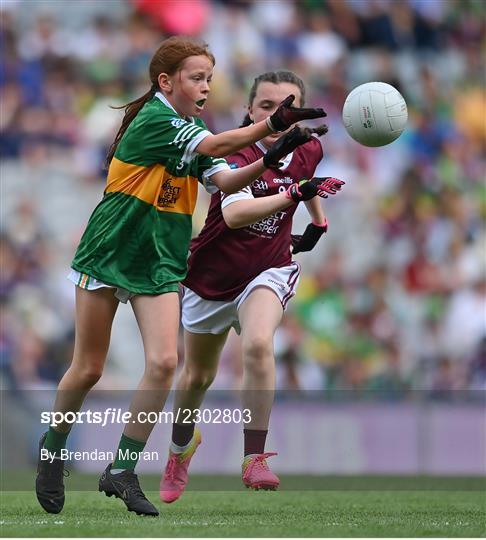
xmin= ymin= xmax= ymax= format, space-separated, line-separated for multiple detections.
xmin=195 ymin=99 xmax=206 ymax=107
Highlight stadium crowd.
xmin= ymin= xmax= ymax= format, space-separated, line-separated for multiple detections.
xmin=1 ymin=0 xmax=484 ymax=396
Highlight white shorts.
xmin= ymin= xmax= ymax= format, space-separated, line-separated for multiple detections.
xmin=68 ymin=269 xmax=134 ymax=304
xmin=181 ymin=262 xmax=301 ymax=335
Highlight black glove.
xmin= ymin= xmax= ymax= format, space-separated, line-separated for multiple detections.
xmin=267 ymin=95 xmax=327 ymax=132
xmin=285 ymin=177 xmax=345 ymax=202
xmin=263 ymin=125 xmax=328 ymax=170
xmin=292 ymin=220 xmax=328 ymax=254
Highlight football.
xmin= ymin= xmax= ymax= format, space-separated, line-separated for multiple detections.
xmin=342 ymin=82 xmax=408 ymax=147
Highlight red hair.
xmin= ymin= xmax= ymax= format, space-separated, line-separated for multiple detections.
xmin=106 ymin=36 xmax=214 ymax=167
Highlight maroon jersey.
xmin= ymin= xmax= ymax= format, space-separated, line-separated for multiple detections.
xmin=183 ymin=137 xmax=323 ymax=301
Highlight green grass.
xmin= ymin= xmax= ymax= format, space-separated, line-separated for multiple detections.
xmin=1 ymin=477 xmax=485 ymax=537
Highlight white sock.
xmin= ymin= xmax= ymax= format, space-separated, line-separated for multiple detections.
xmin=170 ymin=439 xmax=192 ymax=454
xmin=110 ymin=468 xmax=126 ymax=475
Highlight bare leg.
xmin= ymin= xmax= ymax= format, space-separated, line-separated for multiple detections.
xmin=52 ymin=287 xmax=119 ymax=433
xmin=174 ymin=329 xmax=229 ymax=417
xmin=238 ymin=287 xmax=283 ymax=431
xmin=123 ymin=292 xmax=180 ymax=442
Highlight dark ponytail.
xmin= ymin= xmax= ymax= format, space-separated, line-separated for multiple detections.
xmin=239 ymin=113 xmax=253 ymax=128
xmin=105 ymin=36 xmax=215 ymax=168
xmin=239 ymin=70 xmax=306 ymax=128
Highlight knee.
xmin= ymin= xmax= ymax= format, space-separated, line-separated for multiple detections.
xmin=242 ymin=336 xmax=273 ymax=375
xmin=145 ymin=354 xmax=178 ymax=382
xmin=71 ymin=346 xmax=107 ymax=388
xmin=242 ymin=335 xmax=273 ymax=361
xmin=184 ymin=366 xmax=216 ymax=391
xmin=74 ymin=366 xmax=103 ymax=388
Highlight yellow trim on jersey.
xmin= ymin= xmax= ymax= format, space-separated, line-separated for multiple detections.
xmin=106 ymin=157 xmax=198 ymax=215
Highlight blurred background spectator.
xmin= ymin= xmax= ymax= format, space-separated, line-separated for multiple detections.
xmin=1 ymin=0 xmax=484 ymax=399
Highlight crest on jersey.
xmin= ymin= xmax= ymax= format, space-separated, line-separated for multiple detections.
xmin=171 ymin=118 xmax=187 ymax=129
xmin=252 ymin=178 xmax=268 ymax=193
xmin=158 ymin=177 xmax=181 ymax=208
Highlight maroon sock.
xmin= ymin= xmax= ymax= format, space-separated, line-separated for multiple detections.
xmin=171 ymin=422 xmax=195 ymax=448
xmin=243 ymin=429 xmax=268 ymax=456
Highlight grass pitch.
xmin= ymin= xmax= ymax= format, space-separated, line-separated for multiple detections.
xmin=1 ymin=476 xmax=485 ymax=537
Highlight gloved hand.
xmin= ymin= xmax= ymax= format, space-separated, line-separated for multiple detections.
xmin=267 ymin=95 xmax=327 ymax=132
xmin=291 ymin=220 xmax=328 ymax=254
xmin=285 ymin=177 xmax=345 ymax=202
xmin=263 ymin=125 xmax=328 ymax=169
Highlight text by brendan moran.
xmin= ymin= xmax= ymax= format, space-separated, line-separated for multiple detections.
xmin=40 ymin=448 xmax=160 ymax=464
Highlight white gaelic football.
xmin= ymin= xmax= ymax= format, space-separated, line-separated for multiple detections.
xmin=342 ymin=82 xmax=408 ymax=147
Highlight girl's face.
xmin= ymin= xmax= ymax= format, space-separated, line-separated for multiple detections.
xmin=159 ymin=55 xmax=214 ymax=118
xmin=248 ymin=81 xmax=303 ymax=149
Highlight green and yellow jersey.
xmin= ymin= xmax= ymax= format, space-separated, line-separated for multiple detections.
xmin=71 ymin=93 xmax=229 ymax=294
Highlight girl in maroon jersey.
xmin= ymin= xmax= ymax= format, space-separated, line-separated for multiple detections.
xmin=160 ymin=71 xmax=344 ymax=502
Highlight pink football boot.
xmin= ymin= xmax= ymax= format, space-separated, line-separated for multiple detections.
xmin=160 ymin=428 xmax=201 ymax=503
xmin=242 ymin=452 xmax=280 ymax=490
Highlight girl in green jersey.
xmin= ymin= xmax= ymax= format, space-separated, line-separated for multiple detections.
xmin=36 ymin=36 xmax=326 ymax=516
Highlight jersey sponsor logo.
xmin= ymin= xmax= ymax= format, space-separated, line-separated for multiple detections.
xmin=247 ymin=210 xmax=287 ymax=237
xmin=273 ymin=176 xmax=293 ymax=184
xmin=158 ymin=177 xmax=181 ymax=208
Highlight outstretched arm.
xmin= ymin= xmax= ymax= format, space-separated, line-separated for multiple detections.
xmin=195 ymin=124 xmax=271 ymax=158
xmin=195 ymin=95 xmax=326 ymax=158
xmin=222 ymin=185 xmax=329 ymax=231
xmin=222 ymin=192 xmax=293 ymax=229
xmin=210 ymin=159 xmax=266 ymax=195
xmin=222 ymin=177 xmax=344 ymax=230
xmin=210 ymin=125 xmax=328 ymax=194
